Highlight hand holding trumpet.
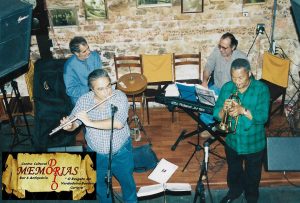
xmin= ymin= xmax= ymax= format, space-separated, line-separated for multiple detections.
xmin=223 ymin=99 xmax=244 ymax=117
xmin=217 ymin=94 xmax=243 ymax=133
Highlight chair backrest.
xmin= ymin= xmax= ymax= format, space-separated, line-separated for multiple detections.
xmin=141 ymin=53 xmax=173 ymax=85
xmin=114 ymin=55 xmax=142 ymax=80
xmin=173 ymin=52 xmax=201 ymax=84
xmin=262 ymin=52 xmax=290 ymax=88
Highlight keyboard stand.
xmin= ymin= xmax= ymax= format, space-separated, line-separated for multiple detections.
xmin=171 ymin=107 xmax=226 ymax=171
xmin=171 ymin=107 xmax=226 ymax=151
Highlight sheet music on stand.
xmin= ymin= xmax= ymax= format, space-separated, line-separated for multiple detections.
xmin=174 ymin=82 xmax=217 ymax=107
xmin=165 ymin=84 xmax=179 ymax=97
xmin=137 ymin=158 xmax=191 ymax=198
xmin=176 ymin=82 xmax=198 ymax=102
xmin=195 ymin=84 xmax=217 ymax=106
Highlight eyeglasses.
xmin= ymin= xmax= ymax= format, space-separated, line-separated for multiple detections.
xmin=218 ymin=44 xmax=230 ymax=50
xmin=94 ymin=83 xmax=112 ymax=91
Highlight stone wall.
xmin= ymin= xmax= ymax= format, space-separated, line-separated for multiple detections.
xmin=30 ymin=0 xmax=299 ymax=99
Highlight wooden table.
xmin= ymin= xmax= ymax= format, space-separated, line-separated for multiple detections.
xmin=117 ymin=73 xmax=147 ymax=96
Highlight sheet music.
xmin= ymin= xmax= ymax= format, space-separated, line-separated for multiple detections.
xmin=137 ymin=159 xmax=190 ymax=198
xmin=148 ymin=158 xmax=178 ymax=184
xmin=137 ymin=184 xmax=165 ymax=197
xmin=195 ymin=84 xmax=217 ymax=106
xmin=164 ymin=183 xmax=192 ymax=191
xmin=175 ymin=82 xmax=197 ymax=102
xmin=137 ymin=183 xmax=192 ymax=197
xmin=165 ymin=84 xmax=180 ymax=97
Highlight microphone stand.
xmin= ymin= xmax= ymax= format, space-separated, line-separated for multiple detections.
xmin=193 ymin=160 xmax=206 ymax=203
xmin=193 ymin=142 xmax=209 ymax=203
xmin=0 ymin=81 xmax=33 ymax=151
xmin=106 ymin=104 xmax=117 ymax=203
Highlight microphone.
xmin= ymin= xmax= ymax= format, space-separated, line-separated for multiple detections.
xmin=204 ymin=142 xmax=209 ymax=172
xmin=111 ymin=104 xmax=118 ymax=114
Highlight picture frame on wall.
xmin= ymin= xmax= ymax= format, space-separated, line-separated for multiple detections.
xmin=137 ymin=0 xmax=172 ymax=8
xmin=181 ymin=0 xmax=203 ymax=13
xmin=84 ymin=0 xmax=108 ymax=20
xmin=49 ymin=7 xmax=78 ymax=27
xmin=243 ymin=0 xmax=266 ymax=4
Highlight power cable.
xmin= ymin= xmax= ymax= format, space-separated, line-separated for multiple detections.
xmin=283 ymin=171 xmax=300 ymax=188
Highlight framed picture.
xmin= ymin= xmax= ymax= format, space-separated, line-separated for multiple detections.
xmin=181 ymin=0 xmax=203 ymax=13
xmin=49 ymin=8 xmax=78 ymax=27
xmin=84 ymin=0 xmax=108 ymax=20
xmin=243 ymin=0 xmax=265 ymax=4
xmin=137 ymin=0 xmax=172 ymax=8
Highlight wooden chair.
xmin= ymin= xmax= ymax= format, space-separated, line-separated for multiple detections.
xmin=114 ymin=55 xmax=146 ymax=122
xmin=141 ymin=53 xmax=174 ymax=124
xmin=172 ymin=52 xmax=201 ymax=122
xmin=259 ymin=52 xmax=290 ymax=126
xmin=173 ymin=52 xmax=201 ymax=84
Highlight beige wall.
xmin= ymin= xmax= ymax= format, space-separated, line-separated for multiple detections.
xmin=29 ymin=0 xmax=299 ymax=99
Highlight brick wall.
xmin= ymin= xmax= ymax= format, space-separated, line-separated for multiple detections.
xmin=29 ymin=0 xmax=299 ymax=99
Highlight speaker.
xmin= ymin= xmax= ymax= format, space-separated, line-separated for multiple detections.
xmin=291 ymin=0 xmax=300 ymax=34
xmin=0 ymin=0 xmax=32 ymax=79
xmin=266 ymin=137 xmax=300 ymax=171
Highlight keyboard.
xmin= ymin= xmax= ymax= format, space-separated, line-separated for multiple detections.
xmin=155 ymin=94 xmax=213 ymax=114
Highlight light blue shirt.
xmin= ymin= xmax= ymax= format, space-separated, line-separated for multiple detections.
xmin=64 ymin=51 xmax=102 ymax=105
xmin=70 ymin=90 xmax=130 ymax=154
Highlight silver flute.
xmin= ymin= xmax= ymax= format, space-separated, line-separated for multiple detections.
xmin=49 ymin=93 xmax=116 ymax=136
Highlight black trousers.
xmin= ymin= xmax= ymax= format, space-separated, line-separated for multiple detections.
xmin=225 ymin=145 xmax=265 ymax=203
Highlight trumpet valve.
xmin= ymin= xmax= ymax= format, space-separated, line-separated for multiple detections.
xmin=218 ymin=123 xmax=228 ymax=131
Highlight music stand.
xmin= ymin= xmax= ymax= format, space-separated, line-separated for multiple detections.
xmin=0 ymin=81 xmax=33 ymax=151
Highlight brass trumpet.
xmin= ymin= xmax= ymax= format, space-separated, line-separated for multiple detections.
xmin=216 ymin=91 xmax=241 ymax=134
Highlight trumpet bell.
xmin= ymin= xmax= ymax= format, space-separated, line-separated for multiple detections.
xmin=215 ymin=122 xmax=234 ymax=134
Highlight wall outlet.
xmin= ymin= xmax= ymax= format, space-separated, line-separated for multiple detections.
xmin=243 ymin=12 xmax=249 ymax=17
xmin=256 ymin=23 xmax=265 ymax=34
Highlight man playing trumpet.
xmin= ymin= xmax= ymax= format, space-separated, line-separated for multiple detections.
xmin=60 ymin=69 xmax=137 ymax=203
xmin=213 ymin=58 xmax=270 ymax=203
